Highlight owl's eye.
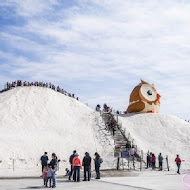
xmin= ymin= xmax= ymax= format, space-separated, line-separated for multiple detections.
xmin=140 ymin=84 xmax=157 ymax=102
xmin=147 ymin=90 xmax=152 ymax=96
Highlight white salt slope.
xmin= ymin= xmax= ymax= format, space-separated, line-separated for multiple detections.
xmin=118 ymin=113 xmax=190 ymax=169
xmin=0 ymin=87 xmax=114 ymax=177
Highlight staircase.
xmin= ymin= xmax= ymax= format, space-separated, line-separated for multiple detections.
xmin=101 ymin=111 xmax=145 ymax=170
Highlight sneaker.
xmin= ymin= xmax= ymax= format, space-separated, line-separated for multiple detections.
xmin=83 ymin=179 xmax=86 ymax=181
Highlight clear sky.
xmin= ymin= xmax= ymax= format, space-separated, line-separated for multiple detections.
xmin=0 ymin=0 xmax=190 ymax=119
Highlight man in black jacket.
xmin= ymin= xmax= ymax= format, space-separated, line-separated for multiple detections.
xmin=83 ymin=152 xmax=91 ymax=181
xmin=40 ymin=152 xmax=48 ymax=173
xmin=69 ymin=150 xmax=76 ymax=180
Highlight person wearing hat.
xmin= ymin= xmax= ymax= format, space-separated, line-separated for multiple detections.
xmin=72 ymin=153 xmax=82 ymax=182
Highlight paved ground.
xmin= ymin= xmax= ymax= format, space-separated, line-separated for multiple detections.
xmin=0 ymin=178 xmax=143 ymax=190
xmin=0 ymin=170 xmax=188 ymax=190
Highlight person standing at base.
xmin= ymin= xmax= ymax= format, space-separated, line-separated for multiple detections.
xmin=146 ymin=153 xmax=150 ymax=169
xmin=158 ymin=153 xmax=163 ymax=171
xmin=175 ymin=155 xmax=181 ymax=175
xmin=152 ymin=154 xmax=156 ymax=170
xmin=82 ymin=152 xmax=91 ymax=181
xmin=94 ymin=152 xmax=103 ymax=179
xmin=40 ymin=152 xmax=49 ymax=173
xmin=50 ymin=153 xmax=57 ymax=188
xmin=69 ymin=150 xmax=76 ymax=180
xmin=42 ymin=165 xmax=48 ymax=187
xmin=73 ymin=153 xmax=82 ymax=182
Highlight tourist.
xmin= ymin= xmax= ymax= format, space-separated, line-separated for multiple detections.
xmin=40 ymin=152 xmax=49 ymax=173
xmin=82 ymin=152 xmax=91 ymax=181
xmin=47 ymin=164 xmax=52 ymax=188
xmin=50 ymin=153 xmax=57 ymax=188
xmin=72 ymin=152 xmax=82 ymax=182
xmin=152 ymin=154 xmax=156 ymax=170
xmin=69 ymin=150 xmax=76 ymax=180
xmin=42 ymin=165 xmax=48 ymax=187
xmin=149 ymin=152 xmax=152 ymax=167
xmin=146 ymin=153 xmax=150 ymax=169
xmin=65 ymin=168 xmax=70 ymax=176
xmin=175 ymin=154 xmax=181 ymax=174
xmin=94 ymin=152 xmax=103 ymax=179
xmin=158 ymin=153 xmax=163 ymax=171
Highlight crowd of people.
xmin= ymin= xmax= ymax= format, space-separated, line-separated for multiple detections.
xmin=1 ymin=80 xmax=79 ymax=100
xmin=146 ymin=152 xmax=182 ymax=174
xmin=40 ymin=150 xmax=103 ymax=188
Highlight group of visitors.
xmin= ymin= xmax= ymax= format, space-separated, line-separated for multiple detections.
xmin=146 ymin=152 xmax=159 ymax=170
xmin=147 ymin=152 xmax=182 ymax=174
xmin=41 ymin=152 xmax=59 ymax=188
xmin=1 ymin=80 xmax=79 ymax=100
xmin=96 ymin=103 xmax=121 ymax=114
xmin=40 ymin=151 xmax=103 ymax=188
xmin=68 ymin=150 xmax=103 ymax=182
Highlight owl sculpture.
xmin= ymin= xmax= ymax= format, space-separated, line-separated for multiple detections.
xmin=125 ymin=80 xmax=161 ymax=114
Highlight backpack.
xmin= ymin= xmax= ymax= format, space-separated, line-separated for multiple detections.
xmin=100 ymin=158 xmax=103 ymax=164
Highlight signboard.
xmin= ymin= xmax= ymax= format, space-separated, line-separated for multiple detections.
xmin=114 ymin=150 xmax=120 ymax=158
xmin=115 ymin=145 xmax=121 ymax=150
xmin=114 ymin=145 xmax=121 ymax=158
xmin=121 ymin=151 xmax=130 ymax=158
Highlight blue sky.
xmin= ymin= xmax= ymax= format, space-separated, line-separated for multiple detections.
xmin=0 ymin=0 xmax=190 ymax=119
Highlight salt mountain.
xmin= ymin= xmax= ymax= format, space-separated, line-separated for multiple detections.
xmin=0 ymin=86 xmax=189 ymax=177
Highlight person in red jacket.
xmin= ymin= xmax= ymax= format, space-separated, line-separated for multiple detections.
xmin=72 ymin=153 xmax=82 ymax=182
xmin=175 ymin=154 xmax=181 ymax=174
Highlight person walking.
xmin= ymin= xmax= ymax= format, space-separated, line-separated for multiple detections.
xmin=72 ymin=153 xmax=82 ymax=182
xmin=69 ymin=150 xmax=76 ymax=180
xmin=175 ymin=155 xmax=181 ymax=174
xmin=50 ymin=153 xmax=57 ymax=188
xmin=40 ymin=152 xmax=49 ymax=173
xmin=94 ymin=152 xmax=103 ymax=179
xmin=82 ymin=152 xmax=91 ymax=181
xmin=152 ymin=154 xmax=156 ymax=170
xmin=158 ymin=153 xmax=163 ymax=171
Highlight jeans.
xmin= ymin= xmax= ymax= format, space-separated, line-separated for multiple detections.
xmin=159 ymin=162 xmax=162 ymax=170
xmin=177 ymin=164 xmax=181 ymax=173
xmin=69 ymin=165 xmax=73 ymax=180
xmin=84 ymin=166 xmax=91 ymax=181
xmin=43 ymin=178 xmax=48 ymax=186
xmin=52 ymin=171 xmax=56 ymax=187
xmin=73 ymin=166 xmax=80 ymax=182
xmin=47 ymin=177 xmax=51 ymax=187
xmin=95 ymin=165 xmax=100 ymax=179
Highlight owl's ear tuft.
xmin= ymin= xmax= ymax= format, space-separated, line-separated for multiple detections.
xmin=140 ymin=79 xmax=148 ymax=84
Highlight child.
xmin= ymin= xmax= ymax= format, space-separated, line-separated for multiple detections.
xmin=42 ymin=166 xmax=48 ymax=187
xmin=65 ymin=168 xmax=70 ymax=176
xmin=47 ymin=164 xmax=52 ymax=187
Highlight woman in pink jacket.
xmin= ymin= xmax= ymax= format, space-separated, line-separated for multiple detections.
xmin=152 ymin=154 xmax=156 ymax=170
xmin=72 ymin=153 xmax=82 ymax=182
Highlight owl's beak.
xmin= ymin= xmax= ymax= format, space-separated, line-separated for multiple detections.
xmin=157 ymin=94 xmax=161 ymax=101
